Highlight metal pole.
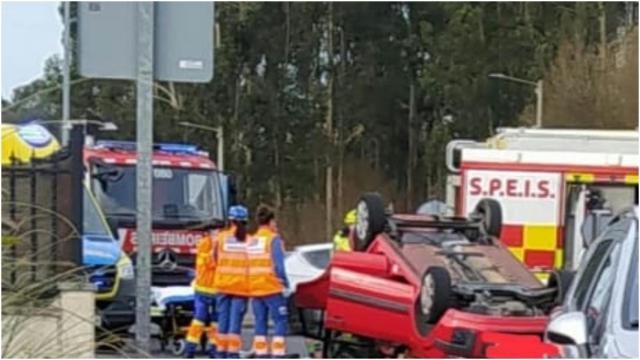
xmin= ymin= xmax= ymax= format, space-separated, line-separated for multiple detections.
xmin=62 ymin=2 xmax=71 ymax=145
xmin=535 ymin=80 xmax=543 ymax=128
xmin=217 ymin=126 xmax=224 ymax=171
xmin=134 ymin=2 xmax=154 ymax=354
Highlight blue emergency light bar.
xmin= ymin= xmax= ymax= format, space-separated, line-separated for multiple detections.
xmin=96 ymin=140 xmax=200 ymax=155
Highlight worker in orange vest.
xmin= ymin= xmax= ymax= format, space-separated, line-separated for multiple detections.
xmin=185 ymin=227 xmax=220 ymax=358
xmin=249 ymin=205 xmax=290 ymax=358
xmin=214 ymin=205 xmax=250 ymax=359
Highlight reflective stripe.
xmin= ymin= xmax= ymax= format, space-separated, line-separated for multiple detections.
xmin=207 ymin=326 xmax=218 ymax=345
xmin=217 ymin=334 xmax=228 ymax=351
xmin=566 ymin=172 xmax=594 ymax=183
xmin=271 ymin=336 xmax=286 ymax=356
xmin=187 ymin=322 xmax=204 ymax=344
xmin=523 ymin=225 xmax=557 ymax=251
xmin=253 ymin=336 xmax=268 ymax=355
xmin=216 ymin=266 xmax=246 ymax=274
xmin=247 ymin=267 xmax=275 ymax=275
xmin=227 ymin=334 xmax=242 ymax=353
xmin=625 ymin=174 xmax=638 ymax=184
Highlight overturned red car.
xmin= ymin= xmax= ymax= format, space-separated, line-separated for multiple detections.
xmin=292 ymin=193 xmax=566 ymax=358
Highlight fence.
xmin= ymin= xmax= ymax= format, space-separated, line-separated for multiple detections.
xmin=1 ymin=127 xmax=84 ymax=293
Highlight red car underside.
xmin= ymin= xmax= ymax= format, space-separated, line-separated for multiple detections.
xmin=294 ymin=228 xmax=561 ymax=358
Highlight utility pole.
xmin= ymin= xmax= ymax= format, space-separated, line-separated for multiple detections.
xmin=325 ymin=2 xmax=334 ymax=241
xmin=134 ymin=2 xmax=154 ymax=354
xmin=62 ymin=2 xmax=71 ymax=145
xmin=535 ymin=80 xmax=543 ymax=128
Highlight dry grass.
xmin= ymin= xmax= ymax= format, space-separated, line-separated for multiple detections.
xmin=520 ymin=27 xmax=638 ymax=129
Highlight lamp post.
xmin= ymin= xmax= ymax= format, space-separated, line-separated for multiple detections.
xmin=62 ymin=2 xmax=71 ymax=145
xmin=488 ymin=73 xmax=543 ymax=128
xmin=178 ymin=121 xmax=224 ymax=171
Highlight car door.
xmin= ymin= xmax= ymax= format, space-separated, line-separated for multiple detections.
xmin=566 ymin=218 xmax=629 ymax=356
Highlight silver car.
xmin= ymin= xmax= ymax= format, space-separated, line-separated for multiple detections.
xmin=545 ymin=207 xmax=638 ymax=358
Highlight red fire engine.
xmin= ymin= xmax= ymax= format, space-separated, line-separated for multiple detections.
xmin=84 ymin=141 xmax=230 ymax=285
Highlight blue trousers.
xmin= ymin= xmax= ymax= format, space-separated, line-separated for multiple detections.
xmin=216 ymin=294 xmax=248 ymax=358
xmin=185 ymin=292 xmax=218 ymax=358
xmin=252 ymin=293 xmax=288 ymax=357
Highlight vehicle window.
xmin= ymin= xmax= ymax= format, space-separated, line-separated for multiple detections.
xmin=303 ymin=249 xmax=331 ymax=269
xmin=583 ymin=243 xmax=620 ymax=338
xmin=93 ymin=163 xmax=224 ymax=222
xmin=83 ymin=186 xmax=110 ymax=237
xmin=571 ymin=239 xmax=613 ymax=309
xmin=623 ymin=225 xmax=638 ymax=330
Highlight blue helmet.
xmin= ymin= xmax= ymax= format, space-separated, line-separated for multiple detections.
xmin=228 ymin=205 xmax=249 ymax=221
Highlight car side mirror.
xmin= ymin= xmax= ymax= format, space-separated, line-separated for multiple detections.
xmin=545 ymin=311 xmax=588 ymax=346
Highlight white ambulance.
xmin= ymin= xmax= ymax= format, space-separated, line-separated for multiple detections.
xmin=446 ymin=128 xmax=638 ymax=279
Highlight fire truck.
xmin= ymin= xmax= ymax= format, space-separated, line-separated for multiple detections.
xmin=84 ymin=141 xmax=232 ymax=286
xmin=446 ymin=128 xmax=638 ymax=279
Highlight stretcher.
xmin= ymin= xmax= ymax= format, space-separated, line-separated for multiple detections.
xmin=151 ymin=286 xmax=214 ymax=356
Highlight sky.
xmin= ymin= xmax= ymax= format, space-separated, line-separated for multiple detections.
xmin=1 ymin=1 xmax=63 ymax=100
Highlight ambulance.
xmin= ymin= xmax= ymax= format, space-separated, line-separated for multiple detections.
xmin=446 ymin=128 xmax=638 ymax=279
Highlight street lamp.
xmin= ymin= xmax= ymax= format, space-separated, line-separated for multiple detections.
xmin=488 ymin=73 xmax=543 ymax=128
xmin=179 ymin=121 xmax=224 ymax=171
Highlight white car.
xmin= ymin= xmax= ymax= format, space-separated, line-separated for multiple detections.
xmin=285 ymin=243 xmax=332 ymax=292
xmin=545 ymin=207 xmax=638 ymax=358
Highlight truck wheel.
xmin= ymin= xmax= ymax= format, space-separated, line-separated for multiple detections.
xmin=474 ymin=199 xmax=503 ymax=238
xmin=354 ymin=193 xmax=387 ymax=251
xmin=415 ymin=266 xmax=451 ymax=335
xmin=548 ymin=270 xmax=575 ymax=305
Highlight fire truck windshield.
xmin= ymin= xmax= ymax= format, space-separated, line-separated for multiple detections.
xmin=92 ymin=164 xmax=224 ymax=225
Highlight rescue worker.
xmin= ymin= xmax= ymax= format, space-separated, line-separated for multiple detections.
xmin=185 ymin=226 xmax=220 ymax=358
xmin=333 ymin=209 xmax=356 ymax=251
xmin=214 ymin=205 xmax=250 ymax=359
xmin=249 ymin=205 xmax=290 ymax=358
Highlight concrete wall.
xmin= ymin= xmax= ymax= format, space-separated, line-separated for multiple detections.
xmin=2 ymin=282 xmax=96 ymax=358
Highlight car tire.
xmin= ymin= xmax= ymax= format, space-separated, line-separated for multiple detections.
xmin=415 ymin=266 xmax=451 ymax=335
xmin=353 ymin=193 xmax=387 ymax=251
xmin=548 ymin=269 xmax=575 ymax=305
xmin=474 ymin=198 xmax=503 ymax=238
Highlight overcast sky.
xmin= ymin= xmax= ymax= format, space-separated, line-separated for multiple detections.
xmin=2 ymin=1 xmax=63 ymax=100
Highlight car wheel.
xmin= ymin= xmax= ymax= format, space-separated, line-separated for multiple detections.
xmin=415 ymin=266 xmax=451 ymax=334
xmin=354 ymin=193 xmax=387 ymax=251
xmin=548 ymin=269 xmax=575 ymax=305
xmin=474 ymin=198 xmax=503 ymax=239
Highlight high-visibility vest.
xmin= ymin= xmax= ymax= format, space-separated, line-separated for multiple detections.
xmin=247 ymin=226 xmax=285 ymax=297
xmin=193 ymin=234 xmax=217 ymax=294
xmin=213 ymin=227 xmax=250 ymax=296
xmin=333 ymin=231 xmax=352 ymax=252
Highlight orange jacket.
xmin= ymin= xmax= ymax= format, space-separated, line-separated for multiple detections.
xmin=247 ymin=226 xmax=286 ymax=297
xmin=213 ymin=226 xmax=250 ymax=296
xmin=193 ymin=233 xmax=217 ymax=295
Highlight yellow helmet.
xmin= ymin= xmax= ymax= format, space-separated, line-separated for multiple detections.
xmin=344 ymin=209 xmax=357 ymax=225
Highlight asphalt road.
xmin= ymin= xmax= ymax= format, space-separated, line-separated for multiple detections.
xmin=97 ymin=306 xmax=314 ymax=358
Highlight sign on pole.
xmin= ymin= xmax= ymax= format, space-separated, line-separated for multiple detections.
xmin=77 ymin=2 xmax=214 ymax=353
xmin=78 ymin=2 xmax=214 ymax=82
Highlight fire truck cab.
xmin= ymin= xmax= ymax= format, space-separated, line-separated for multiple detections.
xmin=84 ymin=140 xmax=231 ymax=286
xmin=446 ymin=128 xmax=638 ymax=279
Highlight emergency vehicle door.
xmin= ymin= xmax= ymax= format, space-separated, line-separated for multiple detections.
xmin=564 ymin=185 xmax=587 ymax=271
